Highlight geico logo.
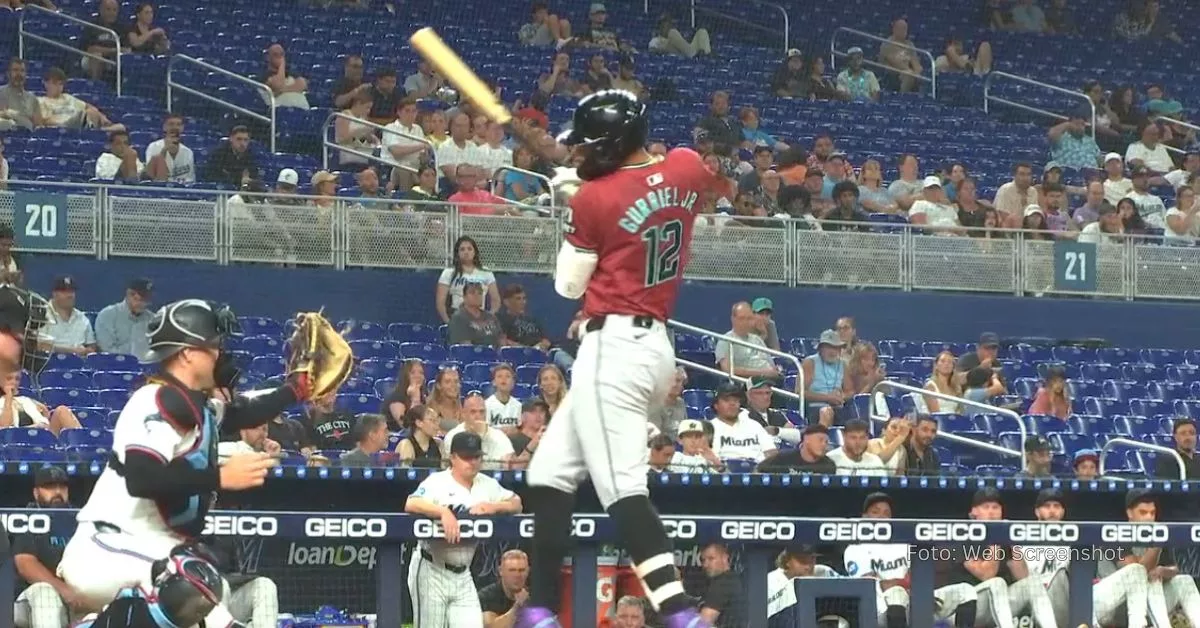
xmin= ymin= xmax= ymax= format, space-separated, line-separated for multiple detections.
xmin=1192 ymin=525 xmax=1200 ymax=543
xmin=1101 ymin=524 xmax=1169 ymax=544
xmin=412 ymin=519 xmax=494 ymax=539
xmin=0 ymin=513 xmax=51 ymax=534
xmin=287 ymin=543 xmax=378 ymax=569
xmin=305 ymin=517 xmax=388 ymax=538
xmin=915 ymin=522 xmax=986 ymax=543
xmin=202 ymin=515 xmax=278 ymax=537
xmin=818 ymin=521 xmax=893 ymax=542
xmin=1008 ymin=522 xmax=1079 ymax=543
xmin=518 ymin=517 xmax=596 ymax=539
xmin=663 ymin=519 xmax=697 ymax=540
xmin=720 ymin=521 xmax=796 ymax=541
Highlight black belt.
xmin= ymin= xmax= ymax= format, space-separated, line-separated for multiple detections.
xmin=420 ymin=549 xmax=467 ymax=574
xmin=585 ymin=314 xmax=657 ymax=333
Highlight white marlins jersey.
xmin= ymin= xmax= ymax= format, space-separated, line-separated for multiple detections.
xmin=76 ymin=385 xmax=227 ymax=539
xmin=845 ymin=543 xmax=911 ymax=612
xmin=411 ymin=470 xmax=515 ymax=566
xmin=1018 ymin=545 xmax=1071 ymax=576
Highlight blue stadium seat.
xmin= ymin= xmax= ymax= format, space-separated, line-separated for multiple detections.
xmin=0 ymin=427 xmax=58 ymax=448
xmin=996 ymin=432 xmax=1026 ymax=452
xmin=341 ymin=321 xmax=388 ymax=341
xmin=349 ymin=340 xmax=400 ymax=361
xmin=683 ymin=389 xmax=715 ymax=408
xmin=1127 ymin=398 xmax=1170 ymax=418
xmin=934 ymin=413 xmax=975 ymax=433
xmin=1147 ymin=382 xmax=1186 ymax=402
xmin=1082 ymin=415 xmax=1131 ymax=436
xmin=1066 ymin=379 xmax=1100 ymax=399
xmin=357 ymin=359 xmax=401 ymax=380
xmin=41 ymin=388 xmax=97 ymax=408
xmin=1122 ymin=364 xmax=1163 ymax=383
xmin=96 ymin=389 xmax=129 ymax=408
xmin=1051 ymin=346 xmax=1096 ymax=363
xmin=1049 ymin=432 xmax=1095 ymax=456
xmin=39 ymin=370 xmax=90 ymax=389
xmin=340 ymin=379 xmax=375 ymax=395
xmin=920 ymin=341 xmax=957 ymax=358
xmin=1080 ymin=363 xmax=1121 ymax=381
xmin=513 ymin=383 xmax=534 ymax=399
xmin=399 ymin=343 xmax=448 ymax=362
xmin=1138 ymin=451 xmax=1166 ymax=475
xmin=335 ymin=394 xmax=379 ymax=414
xmin=59 ymin=428 xmax=112 ymax=449
xmin=241 ymin=336 xmax=284 ymax=355
xmin=46 ymin=352 xmax=87 ymax=371
xmin=388 ymin=323 xmax=441 ymax=344
xmin=674 ymin=333 xmax=709 ymax=352
xmin=1035 ymin=362 xmax=1068 ymax=379
xmin=463 ymin=362 xmax=493 ymax=383
xmin=1141 ymin=349 xmax=1183 ymax=367
xmin=1013 ymin=378 xmax=1039 ymax=400
xmin=1165 ymin=364 xmax=1200 ymax=383
xmin=374 ymin=378 xmax=396 ymax=399
xmin=1100 ymin=380 xmax=1146 ymax=402
xmin=1028 ymin=415 xmax=1069 ymax=435
xmin=515 ymin=364 xmax=544 ymax=386
xmin=449 ymin=344 xmax=498 ymax=364
xmin=1097 ymin=347 xmax=1136 ymax=364
xmin=1014 ymin=344 xmax=1052 ymax=363
xmin=92 ymin=371 xmax=140 ymax=390
xmin=86 ymin=353 xmax=137 ymax=371
xmin=498 ymin=346 xmax=548 ymax=367
xmin=238 ymin=316 xmax=284 ymax=337
xmin=250 ymin=356 xmax=287 ymax=376
xmin=1126 ymin=417 xmax=1159 ymax=438
xmin=899 ymin=357 xmax=932 ymax=374
xmin=1174 ymin=400 xmax=1200 ymax=418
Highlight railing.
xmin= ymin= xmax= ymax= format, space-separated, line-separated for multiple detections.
xmin=1099 ymin=437 xmax=1186 ymax=481
xmin=491 ymin=165 xmax=556 ymax=209
xmin=1154 ymin=116 xmax=1200 ymax=156
xmin=983 ymin=71 xmax=1096 ymax=140
xmin=167 ymin=54 xmax=277 ymax=153
xmin=830 ymin=27 xmax=936 ymax=99
xmin=321 ymin=111 xmax=436 ymax=182
xmin=684 ymin=0 xmax=790 ymax=54
xmin=869 ymin=381 xmax=1027 ymax=470
xmin=667 ymin=319 xmax=804 ymax=410
xmin=19 ymin=4 xmax=122 ymax=97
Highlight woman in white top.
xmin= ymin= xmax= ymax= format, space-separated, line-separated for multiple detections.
xmin=0 ymin=371 xmax=81 ymax=435
xmin=866 ymin=415 xmax=910 ymax=475
xmin=334 ymin=92 xmax=380 ymax=167
xmin=1164 ymin=186 xmax=1199 ymax=244
xmin=436 ymin=236 xmax=500 ymax=322
xmin=922 ymin=351 xmax=962 ymax=414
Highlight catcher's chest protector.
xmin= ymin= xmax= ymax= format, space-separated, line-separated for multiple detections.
xmin=73 ymin=589 xmax=183 ymax=628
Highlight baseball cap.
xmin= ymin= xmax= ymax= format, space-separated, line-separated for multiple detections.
xmin=1072 ymin=448 xmax=1099 ymax=468
xmin=276 ymin=168 xmax=299 ymax=186
xmin=1024 ymin=435 xmax=1052 ymax=453
xmin=1023 ymin=204 xmax=1044 ymax=218
xmin=678 ymin=419 xmax=705 ymax=436
xmin=786 ymin=48 xmax=803 ymax=58
xmin=34 ymin=464 xmax=69 ymax=487
xmin=1130 ymin=164 xmax=1151 ymax=178
xmin=747 ymin=376 xmax=773 ymax=390
xmin=714 ymin=380 xmax=744 ymax=400
xmin=311 ymin=170 xmax=338 ymax=186
xmin=751 ymin=297 xmax=773 ymax=313
xmin=862 ymin=492 xmax=893 ymax=514
xmin=817 ymin=329 xmax=845 ymax=348
xmin=971 ymin=486 xmax=1003 ymax=508
xmin=1125 ymin=488 xmax=1155 ymax=510
xmin=450 ymin=431 xmax=483 ymax=458
xmin=847 ymin=46 xmax=864 ymax=56
xmin=978 ymin=332 xmax=1000 ymax=348
xmin=781 ymin=544 xmax=819 ymax=559
xmin=52 ymin=276 xmax=76 ymax=292
xmin=1043 ymin=161 xmax=1063 ymax=174
xmin=589 ymin=2 xmax=606 ymax=13
xmin=922 ymin=175 xmax=943 ymax=189
xmin=1104 ymin=152 xmax=1124 ymax=164
xmin=128 ymin=277 xmax=153 ymax=298
xmin=1035 ymin=488 xmax=1064 ymax=508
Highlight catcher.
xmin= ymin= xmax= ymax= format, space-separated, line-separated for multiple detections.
xmin=57 ymin=301 xmax=352 ymax=626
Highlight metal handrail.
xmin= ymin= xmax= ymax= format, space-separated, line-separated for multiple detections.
xmin=869 ymin=381 xmax=1027 ymax=470
xmin=674 ymin=356 xmax=802 ymax=403
xmin=688 ymin=0 xmax=789 ymax=54
xmin=1153 ymin=116 xmax=1200 ymax=156
xmin=20 ymin=4 xmax=122 ymax=97
xmin=983 ymin=71 xmax=1097 ymax=140
xmin=1099 ymin=437 xmax=1185 ymax=481
xmin=167 ymin=54 xmax=276 ymax=153
xmin=667 ymin=319 xmax=804 ymax=409
xmin=322 ymin=111 xmax=436 ymax=179
xmin=492 ymin=165 xmax=555 ymax=208
xmin=830 ymin=27 xmax=936 ymax=99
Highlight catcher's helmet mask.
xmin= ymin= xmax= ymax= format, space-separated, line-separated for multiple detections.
xmin=142 ymin=299 xmax=242 ymax=364
xmin=148 ymin=544 xmax=224 ymax=627
xmin=0 ymin=284 xmax=52 ymax=378
xmin=559 ymin=89 xmax=649 ymax=181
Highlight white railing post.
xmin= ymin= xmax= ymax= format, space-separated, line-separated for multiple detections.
xmin=167 ymin=54 xmax=277 ymax=153
xmin=667 ymin=319 xmax=804 ymax=409
xmin=983 ymin=71 xmax=1097 ymax=140
xmin=1099 ymin=437 xmax=1186 ymax=480
xmin=20 ymin=5 xmax=123 ymax=97
xmin=830 ymin=27 xmax=937 ymax=99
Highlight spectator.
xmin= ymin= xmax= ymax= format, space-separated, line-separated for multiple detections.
xmin=835 ymin=316 xmax=861 ymax=359
xmin=448 ymin=282 xmax=504 ymax=347
xmin=858 ymin=158 xmax=898 ymax=213
xmin=1119 ymin=196 xmax=1148 ymax=235
xmin=923 ymin=351 xmax=963 ymax=414
xmin=477 ymin=122 xmax=513 ymax=178
xmin=428 ymin=366 xmax=463 ymax=433
xmin=1125 ymin=165 xmax=1167 ymax=227
xmin=350 ymin=167 xmax=393 ymax=210
xmin=879 ymin=18 xmax=923 ymax=93
xmin=442 ymin=393 xmax=514 ymax=470
xmin=1015 ymin=435 xmax=1054 ymax=479
xmin=43 ymin=276 xmax=97 ymax=355
xmin=1073 ymin=449 xmax=1099 ymax=480
xmin=835 ymin=47 xmax=881 ymax=103
xmin=582 ymin=53 xmax=613 ymax=93
xmin=844 ymin=341 xmax=885 ymax=396
xmin=956 ymin=178 xmax=993 ymax=231
xmin=338 ymin=414 xmax=388 ymax=467
xmin=380 ymin=98 xmax=426 ymax=192
xmin=1165 ymin=186 xmax=1199 ymax=243
xmin=94 ymin=278 xmax=155 ymax=358
xmin=1165 ymin=151 xmax=1200 ymax=191
xmin=1108 ymin=85 xmax=1146 ymax=134
xmin=1126 ymin=122 xmax=1175 ymax=175
xmin=770 ymin=49 xmax=810 ymax=100
xmin=331 ymin=55 xmax=368 ymax=109
xmin=1082 ymin=80 xmax=1125 ymax=147
xmin=447 ymin=165 xmax=509 ymax=214
xmin=334 ymin=92 xmax=379 ymax=168
xmin=536 ymin=51 xmax=586 ymax=106
xmin=613 ymin=596 xmax=648 ymax=628
xmin=536 ymin=364 xmax=567 ymax=417
xmin=301 ymin=393 xmax=357 ymax=451
xmin=695 ymin=91 xmax=743 ymax=158
xmin=485 ymin=364 xmax=522 ymax=430
xmin=650 ymin=367 xmax=687 ymax=439
xmin=436 ymin=113 xmax=485 ymax=185
xmin=1010 ymin=0 xmax=1048 ymax=32
xmin=983 ymin=0 xmax=1013 ymax=28
xmin=934 ymin=36 xmax=993 ymax=75
xmin=0 ymin=142 xmax=7 ymax=189
xmin=746 ymin=298 xmax=778 ymax=352
xmin=0 ymin=226 xmax=18 ymax=285
xmin=888 ymin=154 xmax=924 ymax=212
xmin=868 ymin=416 xmax=910 ymax=475
xmin=955 ymin=334 xmax=1004 ymax=378
xmin=497 ymin=284 xmax=550 ymax=352
xmin=202 ymin=126 xmax=259 ymax=187
xmin=709 ymin=382 xmax=776 ymax=463
xmin=217 ymin=421 xmax=281 ymax=461
xmin=0 ymin=59 xmax=41 ymax=132
xmin=518 ymin=2 xmax=572 ymax=49
xmin=262 ymin=44 xmax=310 ymax=109
xmin=739 ymin=107 xmax=787 ymax=152
xmin=95 ymin=130 xmax=144 ymax=181
xmin=499 ymin=146 xmax=545 ymax=202
xmin=437 ymin=236 xmax=499 ymax=322
xmin=1101 ymin=152 xmax=1132 ymax=205
xmin=0 ymin=371 xmax=81 ymax=435
xmin=126 ymin=2 xmax=169 ymax=54
xmin=144 ymin=114 xmax=195 ymax=183
xmin=963 ymin=365 xmax=1004 ymax=404
xmin=39 ymin=67 xmax=123 ymax=132
xmin=821 ymin=180 xmax=871 ymax=230
xmin=401 ymin=164 xmax=445 ymax=208
xmin=802 ymin=330 xmax=852 ymax=427
xmin=1154 ymin=418 xmax=1200 ymax=480
xmin=1078 ymin=202 xmax=1124 ymax=244
xmin=1073 ymin=180 xmax=1107 ymax=227
xmin=260 ymin=406 xmax=310 ymax=454
xmin=80 ymin=0 xmax=127 ymax=81
xmin=904 ymin=414 xmax=941 ymax=475
xmin=479 ymin=550 xmax=530 ymax=626
xmin=1114 ymin=0 xmax=1180 ymax=42
xmin=381 ymin=359 xmax=427 ymax=429
xmin=819 ymin=153 xmax=851 ymax=199
xmin=1042 ymin=182 xmax=1078 ymax=236
xmin=741 ymin=376 xmax=798 ymax=441
xmin=419 ymin=110 xmax=450 ymax=149
xmin=801 ymin=56 xmax=840 ymax=101
xmin=992 ymin=162 xmax=1039 ymax=228
xmin=610 ymin=57 xmax=647 ymax=99
xmin=754 ymin=170 xmax=783 ymax=215
xmin=648 ymin=433 xmax=675 ymax=472
xmin=1048 ymin=107 xmax=1102 ymax=170
xmin=715 ymin=301 xmax=780 ymax=381
xmin=11 ymin=465 xmax=74 ymax=628
xmin=309 ymin=170 xmax=338 ymax=212
xmin=738 ymin=146 xmax=773 ymax=192
xmin=698 ymin=545 xmax=748 ymax=627
xmin=758 ymin=424 xmax=837 ymax=474
xmin=395 ymin=405 xmax=442 ymax=468
xmin=803 ymin=169 xmax=833 ymax=216
xmin=365 ymin=68 xmax=402 ymax=124
xmin=1028 ymin=365 xmax=1071 ymax=419
xmin=577 ymin=2 xmax=629 ymax=52
xmin=647 ymin=12 xmax=711 ymax=57
xmin=1045 ymin=0 xmax=1076 ymax=32
xmin=828 ymin=419 xmax=887 ymax=476
xmin=470 ymin=115 xmax=490 ymax=147
xmin=909 ymin=176 xmax=962 ymax=232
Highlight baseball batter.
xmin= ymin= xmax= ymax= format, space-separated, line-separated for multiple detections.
xmin=404 ymin=431 xmax=523 ymax=628
xmin=844 ymin=493 xmax=979 ymax=628
xmin=517 ymin=89 xmax=716 ymax=628
xmin=55 ymin=299 xmax=312 ymax=626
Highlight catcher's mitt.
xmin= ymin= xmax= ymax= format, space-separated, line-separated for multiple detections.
xmin=286 ymin=312 xmax=353 ymax=401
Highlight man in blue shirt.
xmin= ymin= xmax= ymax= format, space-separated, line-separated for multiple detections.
xmin=94 ymin=277 xmax=154 ymax=357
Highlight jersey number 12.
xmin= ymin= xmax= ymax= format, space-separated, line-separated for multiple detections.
xmin=641 ymin=219 xmax=683 ymax=287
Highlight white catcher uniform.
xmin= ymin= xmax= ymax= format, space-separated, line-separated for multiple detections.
xmin=407 ymin=469 xmax=516 ymax=628
xmin=844 ymin=542 xmax=978 ymax=626
xmin=56 ymin=384 xmax=242 ymax=627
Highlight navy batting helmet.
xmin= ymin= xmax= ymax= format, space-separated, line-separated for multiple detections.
xmin=142 ymin=299 xmax=241 ymax=364
xmin=558 ymin=89 xmax=649 ymax=181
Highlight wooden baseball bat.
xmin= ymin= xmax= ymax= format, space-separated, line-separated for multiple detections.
xmin=409 ymin=27 xmax=512 ymax=126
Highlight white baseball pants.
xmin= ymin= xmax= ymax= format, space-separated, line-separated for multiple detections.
xmin=1092 ymin=563 xmax=1151 ymax=627
xmin=57 ymin=522 xmax=238 ymax=627
xmin=1148 ymin=574 xmax=1200 ymax=628
xmin=407 ymin=548 xmax=482 ymax=628
xmin=526 ymin=316 xmax=675 ymax=509
xmin=875 ymin=583 xmax=978 ymax=626
xmin=224 ymin=577 xmax=279 ymax=628
xmin=14 ymin=582 xmax=67 ymax=628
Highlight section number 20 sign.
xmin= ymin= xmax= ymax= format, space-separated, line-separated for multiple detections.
xmin=12 ymin=192 xmax=70 ymax=251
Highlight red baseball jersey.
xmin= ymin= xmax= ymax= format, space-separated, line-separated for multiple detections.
xmin=564 ymin=148 xmax=712 ymax=321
